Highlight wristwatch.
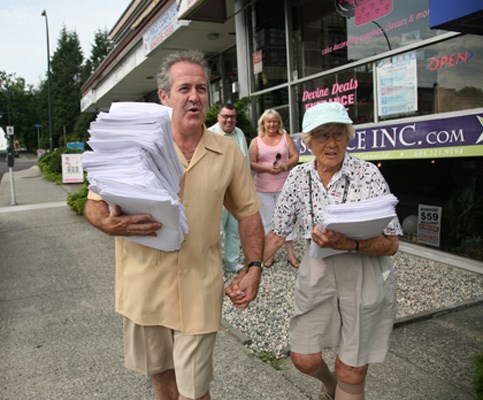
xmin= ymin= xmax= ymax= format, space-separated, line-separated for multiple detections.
xmin=247 ymin=261 xmax=263 ymax=270
xmin=238 ymin=261 xmax=263 ymax=274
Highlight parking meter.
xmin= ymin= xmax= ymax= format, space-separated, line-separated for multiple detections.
xmin=6 ymin=126 xmax=15 ymax=167
xmin=7 ymin=143 xmax=15 ymax=167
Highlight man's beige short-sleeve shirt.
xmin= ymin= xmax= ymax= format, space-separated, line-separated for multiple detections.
xmin=88 ymin=128 xmax=260 ymax=334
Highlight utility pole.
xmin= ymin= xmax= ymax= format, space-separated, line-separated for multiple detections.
xmin=1 ymin=78 xmax=16 ymax=205
xmin=42 ymin=10 xmax=54 ymax=151
xmin=6 ymin=126 xmax=17 ymax=205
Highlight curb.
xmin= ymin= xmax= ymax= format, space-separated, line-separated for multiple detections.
xmin=221 ymin=319 xmax=253 ymax=346
xmin=221 ymin=296 xmax=483 ymax=351
xmin=393 ymin=295 xmax=483 ymax=329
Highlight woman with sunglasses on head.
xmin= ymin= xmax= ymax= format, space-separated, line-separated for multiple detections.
xmin=263 ymin=102 xmax=402 ymax=400
xmin=248 ymin=108 xmax=300 ymax=268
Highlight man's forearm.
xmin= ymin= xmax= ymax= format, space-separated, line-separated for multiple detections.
xmin=238 ymin=212 xmax=264 ymax=264
xmin=84 ymin=199 xmax=161 ymax=237
xmin=84 ymin=199 xmax=110 ymax=232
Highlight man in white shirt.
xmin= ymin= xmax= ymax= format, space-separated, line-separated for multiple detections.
xmin=209 ymin=103 xmax=250 ymax=272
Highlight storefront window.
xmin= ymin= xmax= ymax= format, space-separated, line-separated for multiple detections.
xmin=295 ymin=64 xmax=374 ymax=129
xmin=208 ymin=47 xmax=240 ymax=105
xmin=418 ymin=34 xmax=483 ymax=115
xmin=291 ymin=0 xmax=445 ymax=79
xmin=378 ymin=156 xmax=482 ymax=261
xmin=221 ymin=47 xmax=239 ymax=105
xmin=253 ymin=88 xmax=290 ymax=132
xmin=248 ymin=1 xmax=287 ymax=91
xmin=377 ymin=34 xmax=483 ymax=120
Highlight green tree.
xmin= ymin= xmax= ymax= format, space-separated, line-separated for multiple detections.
xmin=1 ymin=26 xmax=113 ymax=153
xmin=50 ymin=26 xmax=84 ymax=147
xmin=0 ymin=71 xmax=40 ymax=150
xmin=82 ymin=29 xmax=113 ymax=80
xmin=71 ymin=29 xmax=114 ymax=143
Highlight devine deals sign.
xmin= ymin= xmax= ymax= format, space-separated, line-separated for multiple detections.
xmin=296 ymin=109 xmax=483 ymax=161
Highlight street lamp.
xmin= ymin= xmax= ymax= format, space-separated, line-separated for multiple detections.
xmin=41 ymin=9 xmax=54 ymax=151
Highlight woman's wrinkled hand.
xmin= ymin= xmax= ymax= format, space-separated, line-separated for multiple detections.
xmin=311 ymin=225 xmax=353 ymax=250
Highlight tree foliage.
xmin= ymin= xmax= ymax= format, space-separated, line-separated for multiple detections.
xmin=0 ymin=25 xmax=114 ymax=152
xmin=0 ymin=72 xmax=40 ymax=149
xmin=50 ymin=26 xmax=85 ymax=147
xmin=82 ymin=29 xmax=113 ymax=80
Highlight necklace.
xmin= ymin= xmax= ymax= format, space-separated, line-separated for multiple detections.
xmin=181 ymin=148 xmax=195 ymax=162
xmin=179 ymin=129 xmax=203 ymax=163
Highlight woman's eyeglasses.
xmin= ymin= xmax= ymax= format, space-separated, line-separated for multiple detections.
xmin=273 ymin=153 xmax=282 ymax=167
xmin=312 ymin=130 xmax=346 ymax=143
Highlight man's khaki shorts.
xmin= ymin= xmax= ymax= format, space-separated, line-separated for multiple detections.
xmin=124 ymin=318 xmax=217 ymax=399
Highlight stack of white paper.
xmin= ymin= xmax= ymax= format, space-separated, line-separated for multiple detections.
xmin=310 ymin=194 xmax=399 ymax=259
xmin=82 ymin=102 xmax=187 ymax=251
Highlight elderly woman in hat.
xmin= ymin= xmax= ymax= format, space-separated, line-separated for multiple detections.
xmin=263 ymin=102 xmax=402 ymax=400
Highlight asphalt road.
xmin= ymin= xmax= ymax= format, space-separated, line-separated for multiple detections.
xmin=0 ymin=152 xmax=38 ymax=177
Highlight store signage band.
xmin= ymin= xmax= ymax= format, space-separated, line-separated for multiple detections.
xmin=296 ymin=110 xmax=483 ymax=161
xmin=143 ymin=2 xmax=190 ymax=56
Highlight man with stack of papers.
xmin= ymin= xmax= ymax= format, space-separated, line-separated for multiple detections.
xmin=310 ymin=194 xmax=399 ymax=258
xmin=82 ymin=50 xmax=264 ymax=400
xmin=82 ymin=102 xmax=188 ymax=251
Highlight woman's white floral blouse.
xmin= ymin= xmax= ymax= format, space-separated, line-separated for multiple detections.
xmin=272 ymin=153 xmax=403 ymax=239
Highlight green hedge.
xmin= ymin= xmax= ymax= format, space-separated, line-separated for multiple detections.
xmin=38 ymin=148 xmax=88 ymax=215
xmin=67 ymin=181 xmax=88 ymax=216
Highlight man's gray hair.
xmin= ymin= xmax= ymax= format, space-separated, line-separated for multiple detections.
xmin=156 ymin=50 xmax=210 ymax=95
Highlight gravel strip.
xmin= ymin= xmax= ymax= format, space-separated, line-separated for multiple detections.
xmin=222 ymin=239 xmax=483 ymax=358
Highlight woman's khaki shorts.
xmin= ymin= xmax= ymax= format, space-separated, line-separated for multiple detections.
xmin=124 ymin=318 xmax=217 ymax=399
xmin=290 ymin=248 xmax=396 ymax=367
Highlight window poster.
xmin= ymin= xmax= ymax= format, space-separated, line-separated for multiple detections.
xmin=253 ymin=50 xmax=263 ymax=75
xmin=376 ymin=51 xmax=418 ymax=117
xmin=417 ymin=204 xmax=442 ymax=247
xmin=62 ymin=154 xmax=84 ymax=184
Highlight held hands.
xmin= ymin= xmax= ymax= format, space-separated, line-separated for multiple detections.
xmin=224 ymin=268 xmax=261 ymax=309
xmin=101 ymin=205 xmax=162 ymax=237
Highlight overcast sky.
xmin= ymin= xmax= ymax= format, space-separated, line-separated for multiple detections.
xmin=0 ymin=0 xmax=132 ymax=87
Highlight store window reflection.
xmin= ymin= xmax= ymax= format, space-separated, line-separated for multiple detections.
xmin=295 ymin=64 xmax=374 ymax=128
xmin=248 ymin=1 xmax=287 ymax=91
xmin=291 ymin=0 xmax=445 ymax=80
xmin=254 ymin=89 xmax=290 ymax=128
xmin=221 ymin=47 xmax=239 ymax=105
xmin=423 ymin=35 xmax=483 ymax=114
xmin=378 ymin=34 xmax=483 ymax=120
xmin=208 ymin=47 xmax=240 ymax=105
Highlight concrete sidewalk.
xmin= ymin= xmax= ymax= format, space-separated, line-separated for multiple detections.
xmin=1 ymin=165 xmax=481 ymax=399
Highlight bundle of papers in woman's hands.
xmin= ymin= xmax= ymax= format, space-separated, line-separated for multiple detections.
xmin=82 ymin=102 xmax=188 ymax=251
xmin=310 ymin=194 xmax=399 ymax=259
